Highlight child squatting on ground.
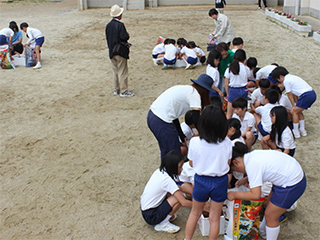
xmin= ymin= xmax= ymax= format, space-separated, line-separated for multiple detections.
xmin=140 ymin=150 xmax=209 ymax=233
xmin=261 ymin=106 xmax=296 ymax=157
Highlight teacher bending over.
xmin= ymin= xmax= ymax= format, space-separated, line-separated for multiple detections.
xmin=147 ymin=74 xmax=213 ymax=161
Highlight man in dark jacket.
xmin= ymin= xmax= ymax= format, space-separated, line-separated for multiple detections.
xmin=106 ymin=5 xmax=134 ymax=97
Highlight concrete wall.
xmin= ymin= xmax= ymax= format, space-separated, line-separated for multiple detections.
xmin=157 ymin=0 xmax=278 ymax=6
xmin=283 ymin=0 xmax=320 ymax=19
xmin=79 ymin=0 xmax=280 ymax=10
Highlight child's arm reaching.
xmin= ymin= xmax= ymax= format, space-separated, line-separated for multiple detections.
xmin=173 ymin=190 xmax=192 ymax=208
xmin=228 ymin=186 xmax=261 ymax=201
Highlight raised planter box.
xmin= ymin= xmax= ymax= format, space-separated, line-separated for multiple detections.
xmin=265 ymin=10 xmax=274 ymax=17
xmin=273 ymin=13 xmax=281 ymax=21
xmin=313 ymin=32 xmax=320 ymax=43
xmin=290 ymin=22 xmax=312 ymax=36
xmin=265 ymin=10 xmax=312 ymax=37
xmin=279 ymin=15 xmax=287 ymax=24
xmin=283 ymin=17 xmax=292 ymax=26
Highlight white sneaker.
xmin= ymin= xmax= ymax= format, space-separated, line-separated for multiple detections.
xmin=119 ymin=91 xmax=134 ymax=97
xmin=293 ymin=130 xmax=301 ymax=138
xmin=112 ymin=90 xmax=119 ymax=96
xmin=162 ymin=64 xmax=168 ymax=70
xmin=185 ymin=64 xmax=193 ymax=70
xmin=300 ymin=130 xmax=307 ymax=137
xmin=33 ymin=62 xmax=42 ymax=69
xmin=259 ymin=230 xmax=266 ymax=239
xmin=154 ymin=221 xmax=180 ymax=233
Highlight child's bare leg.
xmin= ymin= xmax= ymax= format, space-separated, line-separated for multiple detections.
xmin=180 ymin=183 xmax=193 ymax=198
xmin=208 ymin=201 xmax=224 ymax=240
xmin=167 ymin=195 xmax=181 ymax=216
xmin=292 ymin=106 xmax=305 ymax=134
xmin=253 ymin=113 xmax=261 ymax=130
xmin=185 ymin=199 xmax=205 ymax=240
xmin=244 ymin=131 xmax=255 ymax=149
xmin=34 ymin=45 xmax=41 ymax=63
xmin=226 ymin=102 xmax=233 ymax=119
xmin=261 ymin=135 xmax=276 ymax=150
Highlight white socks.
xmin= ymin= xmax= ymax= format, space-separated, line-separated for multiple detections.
xmin=299 ymin=120 xmax=305 ymax=131
xmin=266 ymin=225 xmax=280 ymax=240
xmin=159 ymin=215 xmax=171 ymax=225
xmin=293 ymin=120 xmax=305 ymax=132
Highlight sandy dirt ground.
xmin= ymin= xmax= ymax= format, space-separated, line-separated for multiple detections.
xmin=0 ymin=0 xmax=320 ymax=239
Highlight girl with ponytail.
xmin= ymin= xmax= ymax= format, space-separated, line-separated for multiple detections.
xmin=224 ymin=49 xmax=250 ymax=119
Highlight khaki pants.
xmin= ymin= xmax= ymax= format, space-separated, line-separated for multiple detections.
xmin=110 ymin=55 xmax=128 ymax=93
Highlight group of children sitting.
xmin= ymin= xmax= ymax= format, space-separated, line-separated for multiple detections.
xmin=0 ymin=22 xmax=44 ymax=69
xmin=152 ymin=37 xmax=206 ymax=69
xmin=142 ymin=36 xmax=315 ymax=239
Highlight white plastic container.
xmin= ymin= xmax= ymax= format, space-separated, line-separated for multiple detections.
xmin=12 ymin=55 xmax=26 ymax=66
xmin=198 ymin=214 xmax=225 ymax=236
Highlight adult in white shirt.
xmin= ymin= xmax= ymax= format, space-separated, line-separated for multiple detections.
xmin=147 ymin=74 xmax=213 ymax=161
xmin=228 ymin=144 xmax=306 ymax=240
xmin=209 ymin=8 xmax=235 ymax=46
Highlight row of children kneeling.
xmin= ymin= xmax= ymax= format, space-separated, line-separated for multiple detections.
xmin=152 ymin=38 xmax=206 ymax=70
xmin=140 ymin=103 xmax=306 ymax=240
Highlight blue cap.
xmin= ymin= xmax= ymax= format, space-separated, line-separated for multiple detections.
xmin=191 ymin=74 xmax=214 ymax=92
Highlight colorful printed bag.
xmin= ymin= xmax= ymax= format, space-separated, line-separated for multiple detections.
xmin=0 ymin=47 xmax=15 ymax=69
xmin=224 ymin=187 xmax=265 ymax=240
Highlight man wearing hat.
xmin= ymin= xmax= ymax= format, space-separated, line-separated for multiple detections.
xmin=106 ymin=4 xmax=134 ymax=97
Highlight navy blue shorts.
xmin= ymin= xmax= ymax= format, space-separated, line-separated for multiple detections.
xmin=175 ymin=180 xmax=184 ymax=186
xmin=152 ymin=54 xmax=159 ymax=59
xmin=35 ymin=37 xmax=45 ymax=47
xmin=187 ymin=56 xmax=197 ymax=64
xmin=252 ymin=132 xmax=258 ymax=145
xmin=147 ymin=110 xmax=181 ymax=161
xmin=209 ymin=90 xmax=220 ymax=97
xmin=141 ymin=199 xmax=172 ymax=225
xmin=258 ymin=122 xmax=269 ymax=136
xmin=296 ymin=90 xmax=316 ymax=110
xmin=192 ymin=174 xmax=228 ymax=203
xmin=163 ymin=58 xmax=176 ymax=65
xmin=271 ymin=175 xmax=306 ymax=209
xmin=228 ymin=86 xmax=248 ymax=103
xmin=268 ymin=72 xmax=280 ymax=84
xmin=0 ymin=35 xmax=8 ymax=45
xmin=277 ymin=147 xmax=295 ymax=157
xmin=200 ymin=56 xmax=206 ymax=64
